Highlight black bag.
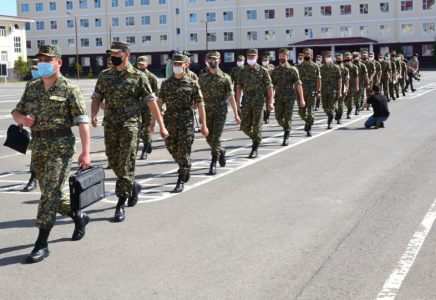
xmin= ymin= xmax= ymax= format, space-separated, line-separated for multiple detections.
xmin=69 ymin=166 xmax=105 ymax=212
xmin=3 ymin=124 xmax=30 ymax=154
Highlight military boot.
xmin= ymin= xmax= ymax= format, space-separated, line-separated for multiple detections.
xmin=282 ymin=130 xmax=290 ymax=146
xmin=347 ymin=109 xmax=352 ymax=119
xmin=218 ymin=148 xmax=226 ymax=167
xmin=355 ymin=108 xmax=360 ymax=115
xmin=248 ymin=142 xmax=259 ymax=158
xmin=208 ymin=156 xmax=218 ymax=175
xmin=22 ymin=171 xmax=37 ymax=192
xmin=315 ymin=104 xmax=319 ymax=111
xmin=139 ymin=143 xmax=150 ymax=160
xmin=173 ymin=174 xmax=185 ymax=193
xmin=334 ymin=111 xmax=339 ymax=121
xmin=402 ymin=90 xmax=406 ymax=97
xmin=127 ymin=181 xmax=142 ymax=207
xmin=390 ymin=94 xmax=396 ymax=101
xmin=26 ymin=228 xmax=51 ymax=264
xmin=307 ymin=125 xmax=312 ymax=137
xmin=396 ymin=91 xmax=400 ymax=98
xmin=327 ymin=117 xmax=333 ymax=129
xmin=114 ymin=197 xmax=127 ymax=222
xmin=67 ymin=211 xmax=90 ymax=241
xmin=337 ymin=113 xmax=343 ymax=124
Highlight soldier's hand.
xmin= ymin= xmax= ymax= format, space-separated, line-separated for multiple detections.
xmin=201 ymin=125 xmax=209 ymax=137
xmin=337 ymin=93 xmax=342 ymax=99
xmin=300 ymin=100 xmax=306 ymax=108
xmin=234 ymin=115 xmax=241 ymax=125
xmin=149 ymin=121 xmax=155 ymax=133
xmin=100 ymin=102 xmax=106 ymax=110
xmin=91 ymin=116 xmax=98 ymax=127
xmin=192 ymin=104 xmax=198 ymax=110
xmin=22 ymin=114 xmax=35 ymax=127
xmin=268 ymin=102 xmax=274 ymax=112
xmin=160 ymin=127 xmax=169 ymax=139
xmin=355 ymin=87 xmax=359 ymax=92
xmin=316 ymin=93 xmax=321 ymax=99
xmin=78 ymin=152 xmax=91 ymax=169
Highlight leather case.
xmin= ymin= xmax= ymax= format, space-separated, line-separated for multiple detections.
xmin=3 ymin=124 xmax=30 ymax=154
xmin=69 ymin=166 xmax=105 ymax=212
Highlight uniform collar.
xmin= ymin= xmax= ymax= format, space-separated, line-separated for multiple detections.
xmin=108 ymin=62 xmax=135 ymax=75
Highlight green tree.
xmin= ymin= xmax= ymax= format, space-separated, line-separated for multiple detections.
xmin=88 ymin=66 xmax=94 ymax=78
xmin=13 ymin=56 xmax=30 ymax=80
xmin=69 ymin=62 xmax=82 ymax=78
xmin=395 ymin=42 xmax=405 ymax=55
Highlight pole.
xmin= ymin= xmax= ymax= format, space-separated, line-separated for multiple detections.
xmin=206 ymin=21 xmax=208 ymax=51
xmin=75 ymin=16 xmax=79 ymax=80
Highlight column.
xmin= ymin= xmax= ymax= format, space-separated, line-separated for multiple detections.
xmin=292 ymin=47 xmax=297 ymax=64
xmin=331 ymin=45 xmax=336 ymax=55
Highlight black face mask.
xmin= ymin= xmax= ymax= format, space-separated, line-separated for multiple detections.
xmin=353 ymin=60 xmax=359 ymax=63
xmin=362 ymin=57 xmax=367 ymax=61
xmin=336 ymin=60 xmax=343 ymax=64
xmin=304 ymin=56 xmax=311 ymax=61
xmin=208 ymin=61 xmax=218 ymax=69
xmin=279 ymin=58 xmax=287 ymax=64
xmin=111 ymin=56 xmax=123 ymax=66
xmin=344 ymin=59 xmax=351 ymax=63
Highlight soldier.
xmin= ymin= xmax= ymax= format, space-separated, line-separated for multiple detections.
xmin=296 ymin=48 xmax=321 ymax=137
xmin=186 ymin=56 xmax=199 ymax=81
xmin=361 ymin=51 xmax=376 ymax=98
xmin=320 ymin=51 xmax=342 ymax=129
xmin=392 ymin=51 xmax=402 ymax=98
xmin=107 ymin=57 xmax=114 ymax=68
xmin=352 ymin=52 xmax=369 ymax=114
xmin=314 ymin=55 xmax=324 ymax=111
xmin=334 ymin=53 xmax=349 ymax=124
xmin=137 ymin=56 xmax=160 ymax=160
xmin=12 ymin=44 xmax=91 ymax=263
xmin=261 ymin=54 xmax=274 ymax=124
xmin=370 ymin=52 xmax=382 ymax=87
xmin=91 ymin=42 xmax=169 ymax=222
xmin=398 ymin=54 xmax=408 ymax=96
xmin=295 ymin=53 xmax=304 ymax=66
xmin=388 ymin=52 xmax=397 ymax=100
xmin=236 ymin=48 xmax=274 ymax=158
xmin=198 ymin=51 xmax=241 ymax=175
xmin=343 ymin=52 xmax=359 ymax=119
xmin=379 ymin=53 xmax=392 ymax=99
xmin=157 ymin=54 xmax=209 ymax=192
xmin=271 ymin=48 xmax=305 ymax=146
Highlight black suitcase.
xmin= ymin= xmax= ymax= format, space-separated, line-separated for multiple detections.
xmin=69 ymin=166 xmax=105 ymax=212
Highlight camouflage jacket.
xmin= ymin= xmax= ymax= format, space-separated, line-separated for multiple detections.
xmin=271 ymin=63 xmax=301 ymax=100
xmin=374 ymin=61 xmax=382 ymax=74
xmin=355 ymin=61 xmax=368 ymax=83
xmin=230 ymin=66 xmax=243 ymax=87
xmin=237 ymin=64 xmax=273 ymax=102
xmin=198 ymin=69 xmax=234 ymax=106
xmin=381 ymin=60 xmax=392 ymax=77
xmin=390 ymin=60 xmax=397 ymax=75
xmin=187 ymin=69 xmax=198 ymax=81
xmin=158 ymin=74 xmax=204 ymax=111
xmin=338 ymin=63 xmax=350 ymax=83
xmin=320 ymin=63 xmax=342 ymax=91
xmin=143 ymin=69 xmax=160 ymax=96
xmin=395 ymin=59 xmax=402 ymax=75
xmin=399 ymin=61 xmax=407 ymax=76
xmin=345 ymin=63 xmax=359 ymax=88
xmin=363 ymin=60 xmax=376 ymax=79
xmin=298 ymin=61 xmax=321 ymax=92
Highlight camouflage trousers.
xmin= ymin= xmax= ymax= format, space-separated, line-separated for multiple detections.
xmin=298 ymin=91 xmax=317 ymax=126
xmin=139 ymin=107 xmax=152 ymax=145
xmin=321 ymin=89 xmax=338 ymax=118
xmin=33 ymin=149 xmax=73 ymax=229
xmin=105 ymin=121 xmax=139 ymax=198
xmin=354 ymin=84 xmax=364 ymax=108
xmin=164 ymin=110 xmax=194 ymax=175
xmin=381 ymin=77 xmax=389 ymax=97
xmin=394 ymin=77 xmax=400 ymax=94
xmin=336 ymin=93 xmax=345 ymax=116
xmin=344 ymin=86 xmax=355 ymax=110
xmin=389 ymin=80 xmax=395 ymax=95
xmin=205 ymin=103 xmax=227 ymax=157
xmin=399 ymin=76 xmax=406 ymax=91
xmin=275 ymin=98 xmax=296 ymax=131
xmin=241 ymin=97 xmax=264 ymax=143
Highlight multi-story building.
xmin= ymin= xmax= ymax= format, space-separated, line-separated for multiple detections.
xmin=18 ymin=0 xmax=435 ymax=74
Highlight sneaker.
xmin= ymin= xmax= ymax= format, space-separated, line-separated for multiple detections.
xmin=374 ymin=120 xmax=380 ymax=129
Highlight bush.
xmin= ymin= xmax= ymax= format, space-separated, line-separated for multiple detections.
xmin=13 ymin=56 xmax=30 ymax=80
xmin=88 ymin=67 xmax=94 ymax=79
xmin=69 ymin=62 xmax=82 ymax=78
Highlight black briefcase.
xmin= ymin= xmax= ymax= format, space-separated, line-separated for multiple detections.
xmin=69 ymin=166 xmax=105 ymax=212
xmin=3 ymin=124 xmax=30 ymax=154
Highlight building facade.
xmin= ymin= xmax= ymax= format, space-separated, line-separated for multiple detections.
xmin=17 ymin=0 xmax=436 ymax=74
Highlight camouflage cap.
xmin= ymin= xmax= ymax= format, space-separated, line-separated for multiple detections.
xmin=385 ymin=52 xmax=390 ymax=56
xmin=316 ymin=55 xmax=323 ymax=60
xmin=207 ymin=51 xmax=220 ymax=59
xmin=172 ymin=54 xmax=188 ymax=63
xmin=137 ymin=56 xmax=149 ymax=64
xmin=325 ymin=51 xmax=333 ymax=56
xmin=344 ymin=52 xmax=352 ymax=57
xmin=379 ymin=53 xmax=385 ymax=57
xmin=247 ymin=48 xmax=258 ymax=55
xmin=335 ymin=53 xmax=343 ymax=58
xmin=278 ymin=48 xmax=289 ymax=55
xmin=36 ymin=44 xmax=62 ymax=58
xmin=107 ymin=57 xmax=112 ymax=64
xmin=390 ymin=50 xmax=397 ymax=55
xmin=106 ymin=41 xmax=131 ymax=54
xmin=303 ymin=48 xmax=313 ymax=54
xmin=298 ymin=53 xmax=304 ymax=57
xmin=236 ymin=55 xmax=245 ymax=60
xmin=352 ymin=52 xmax=359 ymax=58
xmin=361 ymin=51 xmax=369 ymax=55
xmin=262 ymin=55 xmax=270 ymax=60
xmin=369 ymin=52 xmax=375 ymax=56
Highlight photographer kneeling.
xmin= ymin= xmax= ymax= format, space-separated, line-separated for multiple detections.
xmin=363 ymin=85 xmax=390 ymax=129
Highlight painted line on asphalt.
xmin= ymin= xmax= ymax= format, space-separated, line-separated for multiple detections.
xmin=375 ymin=196 xmax=436 ymax=300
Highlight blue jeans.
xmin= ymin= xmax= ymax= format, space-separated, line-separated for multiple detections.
xmin=364 ymin=116 xmax=389 ymax=128
xmin=406 ymin=72 xmax=414 ymax=90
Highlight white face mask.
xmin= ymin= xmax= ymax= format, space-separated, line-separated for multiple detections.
xmin=325 ymin=58 xmax=332 ymax=63
xmin=385 ymin=56 xmax=390 ymax=60
xmin=262 ymin=61 xmax=269 ymax=66
xmin=247 ymin=59 xmax=256 ymax=65
xmin=316 ymin=61 xmax=322 ymax=65
xmin=379 ymin=58 xmax=384 ymax=62
xmin=297 ymin=60 xmax=303 ymax=64
xmin=369 ymin=57 xmax=374 ymax=61
xmin=237 ymin=61 xmax=244 ymax=67
xmin=173 ymin=66 xmax=184 ymax=75
xmin=396 ymin=57 xmax=400 ymax=60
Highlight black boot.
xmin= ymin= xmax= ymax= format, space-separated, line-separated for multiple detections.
xmin=282 ymin=130 xmax=290 ymax=146
xmin=334 ymin=111 xmax=339 ymax=121
xmin=315 ymin=104 xmax=319 ymax=111
xmin=26 ymin=228 xmax=51 ymax=264
xmin=347 ymin=109 xmax=352 ymax=119
xmin=390 ymin=94 xmax=396 ymax=101
xmin=208 ymin=156 xmax=218 ymax=175
xmin=263 ymin=110 xmax=268 ymax=124
xmin=396 ymin=91 xmax=400 ymax=98
xmin=402 ymin=90 xmax=406 ymax=96
xmin=114 ymin=197 xmax=126 ymax=222
xmin=139 ymin=143 xmax=149 ymax=160
xmin=307 ymin=125 xmax=312 ymax=137
xmin=355 ymin=108 xmax=360 ymax=115
xmin=22 ymin=172 xmax=37 ymax=192
xmin=173 ymin=174 xmax=185 ymax=193
xmin=127 ymin=182 xmax=142 ymax=207
xmin=327 ymin=117 xmax=333 ymax=129
xmin=337 ymin=113 xmax=343 ymax=124
xmin=67 ymin=211 xmax=90 ymax=241
xmin=218 ymin=148 xmax=226 ymax=167
xmin=248 ymin=142 xmax=259 ymax=158
xmin=185 ymin=164 xmax=192 ymax=183
xmin=304 ymin=124 xmax=308 ymax=132
xmin=374 ymin=120 xmax=381 ymax=129
xmin=147 ymin=142 xmax=152 ymax=154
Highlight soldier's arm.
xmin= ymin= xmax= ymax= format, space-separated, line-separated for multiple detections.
xmin=224 ymin=76 xmax=240 ymax=123
xmin=77 ymin=123 xmax=91 ymax=169
xmin=337 ymin=70 xmax=343 ymax=97
xmin=147 ymin=101 xmax=169 ymax=139
xmin=12 ymin=86 xmax=35 ymax=127
xmin=91 ymin=74 xmax=105 ymax=127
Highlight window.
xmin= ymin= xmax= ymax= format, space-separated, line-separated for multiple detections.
xmin=80 ymin=19 xmax=89 ymax=28
xmin=191 ymin=53 xmax=198 ymax=63
xmin=67 ymin=19 xmax=75 ymax=29
xmin=37 ymin=40 xmax=46 ymax=48
xmin=112 ymin=37 xmax=120 ymax=42
xmin=159 ymin=15 xmax=167 ymax=25
xmin=141 ymin=16 xmax=151 ymax=26
xmin=423 ymin=0 xmax=435 ymax=10
xmin=95 ymin=18 xmax=102 ymax=28
xmin=264 ymin=9 xmax=275 ymax=19
xmin=359 ymin=3 xmax=368 ymax=14
xmin=27 ymin=40 xmax=31 ymax=49
xmin=246 ymin=10 xmax=257 ymax=20
xmin=81 ymin=57 xmax=90 ymax=67
xmin=189 ymin=0 xmax=196 ymax=3
xmin=224 ymin=52 xmax=234 ymax=63
xmin=265 ymin=30 xmax=276 ymax=40
xmin=380 ymin=2 xmax=389 ymax=13
xmin=1 ymin=51 xmax=7 ymax=61
xmin=14 ymin=37 xmax=21 ymax=53
xmin=401 ymin=23 xmax=414 ymax=35
xmin=359 ymin=25 xmax=369 ymax=36
xmin=159 ymin=34 xmax=167 ymax=44
xmin=380 ymin=24 xmax=390 ymax=36
xmin=112 ymin=17 xmax=119 ymax=27
xmin=126 ymin=36 xmax=136 ymax=45
xmin=25 ymin=23 xmax=31 ymax=31
xmin=66 ymin=1 xmax=73 ymax=10
xmin=401 ymin=1 xmax=413 ymax=11
xmin=304 ymin=28 xmax=314 ymax=39
xmin=36 ymin=21 xmax=45 ymax=30
xmin=125 ymin=0 xmax=134 ymax=7
xmin=223 ymin=11 xmax=233 ymax=21
xmin=81 ymin=38 xmax=90 ymax=47
xmin=321 ymin=27 xmax=332 ymax=38
xmin=268 ymin=51 xmax=276 ymax=61
xmin=207 ymin=32 xmax=217 ymax=42
xmin=189 ymin=13 xmax=197 ymax=23
xmin=125 ymin=16 xmax=135 ymax=26
xmin=142 ymin=35 xmax=151 ymax=45
xmin=50 ymin=21 xmax=57 ymax=30
xmin=0 ymin=26 xmax=5 ymax=37
xmin=224 ymin=31 xmax=234 ymax=42
xmin=158 ymin=0 xmax=166 ymax=4
xmin=304 ymin=6 xmax=313 ymax=17
xmin=21 ymin=3 xmax=30 ymax=13
xmin=112 ymin=0 xmax=119 ymax=7
xmin=94 ymin=0 xmax=101 ymax=8
xmin=79 ymin=0 xmax=88 ymax=9
xmin=321 ymin=6 xmax=332 ymax=16
xmin=141 ymin=0 xmax=150 ymax=5
xmin=404 ymin=46 xmax=413 ymax=56
xmin=51 ymin=39 xmax=58 ymax=45
xmin=340 ymin=5 xmax=352 ymax=15
xmin=340 ymin=26 xmax=352 ymax=37
xmin=423 ymin=44 xmax=434 ymax=56
xmin=285 ymin=29 xmax=295 ymax=40
xmin=96 ymin=56 xmax=104 ymax=66
xmin=423 ymin=22 xmax=435 ymax=34
xmin=206 ymin=12 xmax=217 ymax=22
xmin=176 ymin=28 xmax=181 ymax=35
xmin=95 ymin=37 xmax=103 ymax=47
xmin=247 ymin=31 xmax=258 ymax=41
xmin=285 ymin=8 xmax=294 ymax=18
xmin=205 ymin=0 xmax=215 ymax=2
xmin=190 ymin=33 xmax=198 ymax=43
xmin=129 ymin=56 xmax=136 ymax=65
xmin=49 ymin=1 xmax=56 ymax=10
xmin=68 ymin=38 xmax=75 ymax=48
xmin=35 ymin=2 xmax=44 ymax=11
xmin=69 ymin=57 xmax=76 ymax=65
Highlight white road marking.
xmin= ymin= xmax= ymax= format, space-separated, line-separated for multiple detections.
xmin=375 ymin=196 xmax=436 ymax=299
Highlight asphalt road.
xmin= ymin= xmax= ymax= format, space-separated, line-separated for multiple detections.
xmin=1 ymin=72 xmax=436 ymax=300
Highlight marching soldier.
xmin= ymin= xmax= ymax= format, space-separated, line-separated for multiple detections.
xmin=137 ymin=56 xmax=160 ymax=160
xmin=271 ymin=48 xmax=305 ymax=146
xmin=379 ymin=53 xmax=392 ymax=99
xmin=198 ymin=51 xmax=241 ymax=175
xmin=370 ymin=52 xmax=382 ymax=87
xmin=315 ymin=55 xmax=324 ymax=111
xmin=361 ymin=51 xmax=376 ymax=97
xmin=231 ymin=55 xmax=245 ymax=129
xmin=388 ymin=52 xmax=397 ymax=100
xmin=236 ymin=49 xmax=274 ymax=158
xmin=352 ymin=52 xmax=369 ymax=114
xmin=261 ymin=54 xmax=274 ymax=124
xmin=343 ymin=52 xmax=359 ymax=119
xmin=392 ymin=51 xmax=402 ymax=98
xmin=186 ymin=56 xmax=199 ymax=81
xmin=295 ymin=53 xmax=304 ymax=66
xmin=320 ymin=51 xmax=342 ymax=129
xmin=91 ymin=41 xmax=169 ymax=222
xmin=398 ymin=54 xmax=408 ymax=97
xmin=157 ymin=53 xmax=208 ymax=192
xmin=334 ymin=53 xmax=349 ymax=124
xmin=12 ymin=44 xmax=91 ymax=263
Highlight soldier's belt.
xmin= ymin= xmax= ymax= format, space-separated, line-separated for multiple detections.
xmin=166 ymin=107 xmax=192 ymax=113
xmin=32 ymin=128 xmax=73 ymax=139
xmin=244 ymin=90 xmax=263 ymax=95
xmin=105 ymin=106 xmax=138 ymax=115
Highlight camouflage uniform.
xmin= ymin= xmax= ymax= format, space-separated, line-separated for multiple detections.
xmin=353 ymin=54 xmax=368 ymax=111
xmin=372 ymin=56 xmax=382 ymax=87
xmin=380 ymin=55 xmax=392 ymax=97
xmin=399 ymin=59 xmax=407 ymax=93
xmin=334 ymin=54 xmax=349 ymax=121
xmin=187 ymin=68 xmax=199 ymax=81
xmin=344 ymin=53 xmax=359 ymax=116
xmin=362 ymin=52 xmax=376 ymax=97
xmin=315 ymin=55 xmax=324 ymax=109
xmin=320 ymin=56 xmax=342 ymax=121
xmin=389 ymin=55 xmax=397 ymax=97
xmin=231 ymin=55 xmax=244 ymax=112
xmin=261 ymin=55 xmax=274 ymax=123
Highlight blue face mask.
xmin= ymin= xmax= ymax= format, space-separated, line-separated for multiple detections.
xmin=31 ymin=70 xmax=41 ymax=79
xmin=37 ymin=62 xmax=57 ymax=77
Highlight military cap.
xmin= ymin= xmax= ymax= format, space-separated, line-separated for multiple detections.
xmin=316 ymin=55 xmax=322 ymax=60
xmin=172 ymin=54 xmax=188 ymax=63
xmin=379 ymin=53 xmax=384 ymax=57
xmin=303 ymin=48 xmax=313 ymax=54
xmin=325 ymin=51 xmax=333 ymax=56
xmin=137 ymin=56 xmax=149 ymax=64
xmin=247 ymin=49 xmax=258 ymax=55
xmin=262 ymin=55 xmax=270 ymax=60
xmin=106 ymin=41 xmax=131 ymax=54
xmin=107 ymin=57 xmax=112 ymax=64
xmin=344 ymin=52 xmax=352 ymax=57
xmin=236 ymin=55 xmax=245 ymax=60
xmin=369 ymin=52 xmax=375 ymax=56
xmin=385 ymin=52 xmax=390 ymax=56
xmin=390 ymin=50 xmax=396 ymax=55
xmin=36 ymin=44 xmax=62 ymax=58
xmin=207 ymin=51 xmax=220 ymax=59
xmin=298 ymin=53 xmax=304 ymax=57
xmin=361 ymin=51 xmax=369 ymax=55
xmin=352 ymin=52 xmax=359 ymax=58
xmin=278 ymin=48 xmax=289 ymax=55
xmin=335 ymin=53 xmax=343 ymax=58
